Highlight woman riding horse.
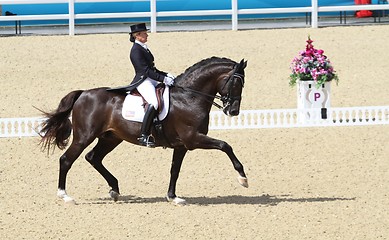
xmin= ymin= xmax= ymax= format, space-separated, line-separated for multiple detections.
xmin=39 ymin=57 xmax=248 ymax=205
xmin=127 ymin=23 xmax=175 ymax=147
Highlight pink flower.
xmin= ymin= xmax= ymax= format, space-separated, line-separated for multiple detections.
xmin=289 ymin=36 xmax=338 ymax=87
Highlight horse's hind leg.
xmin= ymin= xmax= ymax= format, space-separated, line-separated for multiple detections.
xmin=85 ymin=133 xmax=122 ymax=201
xmin=57 ymin=141 xmax=91 ymax=204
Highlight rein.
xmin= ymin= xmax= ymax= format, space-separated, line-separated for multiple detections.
xmin=174 ymin=71 xmax=245 ymax=111
xmin=174 ymin=85 xmax=226 ymax=110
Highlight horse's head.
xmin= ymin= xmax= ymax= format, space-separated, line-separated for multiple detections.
xmin=173 ymin=57 xmax=247 ymax=117
xmin=219 ymin=59 xmax=247 ymax=116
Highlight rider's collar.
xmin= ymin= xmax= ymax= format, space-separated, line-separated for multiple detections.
xmin=135 ymin=40 xmax=148 ymax=50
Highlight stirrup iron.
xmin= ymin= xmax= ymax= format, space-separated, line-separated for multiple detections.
xmin=138 ymin=135 xmax=156 ymax=148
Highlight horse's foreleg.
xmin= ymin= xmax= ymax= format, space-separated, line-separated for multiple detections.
xmin=224 ymin=143 xmax=249 ymax=188
xmin=85 ymin=135 xmax=122 ymax=201
xmin=166 ymin=147 xmax=188 ymax=205
xmin=185 ymin=133 xmax=248 ymax=188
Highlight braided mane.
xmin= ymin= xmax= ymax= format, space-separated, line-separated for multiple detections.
xmin=176 ymin=57 xmax=236 ymax=81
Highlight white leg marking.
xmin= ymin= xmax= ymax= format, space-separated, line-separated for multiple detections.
xmin=237 ymin=176 xmax=249 ymax=188
xmin=57 ymin=189 xmax=76 ymax=205
xmin=166 ymin=195 xmax=187 ymax=206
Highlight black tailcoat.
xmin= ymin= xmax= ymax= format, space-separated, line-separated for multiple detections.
xmin=128 ymin=43 xmax=167 ymax=91
xmin=106 ymin=43 xmax=167 ymax=93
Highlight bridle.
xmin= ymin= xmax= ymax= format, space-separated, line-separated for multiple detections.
xmin=174 ymin=65 xmax=245 ymax=111
xmin=219 ymin=70 xmax=245 ymax=110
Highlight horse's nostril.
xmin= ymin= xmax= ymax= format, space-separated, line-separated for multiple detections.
xmin=230 ymin=110 xmax=239 ymax=116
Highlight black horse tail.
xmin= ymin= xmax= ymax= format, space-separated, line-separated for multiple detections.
xmin=38 ymin=90 xmax=84 ymax=152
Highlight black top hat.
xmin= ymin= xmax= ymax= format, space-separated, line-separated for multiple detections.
xmin=129 ymin=23 xmax=149 ymax=34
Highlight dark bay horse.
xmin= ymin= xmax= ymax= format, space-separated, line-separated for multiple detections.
xmin=39 ymin=57 xmax=248 ymax=205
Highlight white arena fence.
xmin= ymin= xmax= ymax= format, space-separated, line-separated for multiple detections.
xmin=1 ymin=0 xmax=389 ymax=35
xmin=1 ymin=106 xmax=389 ymax=138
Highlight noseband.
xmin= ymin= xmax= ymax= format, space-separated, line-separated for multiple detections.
xmin=175 ymin=65 xmax=245 ymax=111
xmin=219 ymin=71 xmax=245 ymax=111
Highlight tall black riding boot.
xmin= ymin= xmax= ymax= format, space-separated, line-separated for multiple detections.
xmin=138 ymin=105 xmax=157 ymax=148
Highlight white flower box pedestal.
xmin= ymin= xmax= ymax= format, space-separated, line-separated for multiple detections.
xmin=297 ymin=80 xmax=331 ymax=122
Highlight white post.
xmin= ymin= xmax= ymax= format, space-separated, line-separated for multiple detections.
xmin=150 ymin=0 xmax=157 ymax=33
xmin=68 ymin=0 xmax=75 ymax=35
xmin=297 ymin=80 xmax=331 ymax=122
xmin=231 ymin=0 xmax=238 ymax=31
xmin=311 ymin=0 xmax=318 ymax=28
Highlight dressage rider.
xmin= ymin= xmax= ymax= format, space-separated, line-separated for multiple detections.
xmin=127 ymin=23 xmax=175 ymax=148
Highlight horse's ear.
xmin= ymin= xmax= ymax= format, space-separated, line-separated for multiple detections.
xmin=239 ymin=59 xmax=244 ymax=66
xmin=243 ymin=60 xmax=247 ymax=69
xmin=237 ymin=59 xmax=247 ymax=72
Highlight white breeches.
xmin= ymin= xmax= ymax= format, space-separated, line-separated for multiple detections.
xmin=136 ymin=77 xmax=159 ymax=110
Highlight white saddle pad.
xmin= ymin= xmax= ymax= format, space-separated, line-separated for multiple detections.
xmin=121 ymin=86 xmax=170 ymax=122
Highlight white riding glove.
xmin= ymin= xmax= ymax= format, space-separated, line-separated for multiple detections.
xmin=167 ymin=73 xmax=176 ymax=79
xmin=164 ymin=76 xmax=175 ymax=86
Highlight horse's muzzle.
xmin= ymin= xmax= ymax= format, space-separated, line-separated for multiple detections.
xmin=224 ymin=108 xmax=239 ymax=116
xmin=229 ymin=109 xmax=240 ymax=116
xmin=223 ymin=101 xmax=240 ymax=116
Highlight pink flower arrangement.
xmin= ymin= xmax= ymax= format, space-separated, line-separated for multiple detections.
xmin=289 ymin=36 xmax=339 ymax=87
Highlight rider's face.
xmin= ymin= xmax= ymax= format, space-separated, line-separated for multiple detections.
xmin=136 ymin=31 xmax=148 ymax=43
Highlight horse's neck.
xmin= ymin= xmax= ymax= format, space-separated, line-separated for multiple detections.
xmin=183 ymin=66 xmax=231 ymax=93
xmin=172 ymin=68 xmax=230 ymax=115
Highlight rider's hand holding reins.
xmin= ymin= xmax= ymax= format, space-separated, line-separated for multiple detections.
xmin=167 ymin=73 xmax=176 ymax=79
xmin=164 ymin=74 xmax=175 ymax=86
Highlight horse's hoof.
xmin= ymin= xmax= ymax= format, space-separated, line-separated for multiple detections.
xmin=63 ymin=196 xmax=76 ymax=205
xmin=166 ymin=196 xmax=187 ymax=206
xmin=57 ymin=189 xmax=76 ymax=205
xmin=109 ymin=190 xmax=120 ymax=202
xmin=237 ymin=176 xmax=249 ymax=188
